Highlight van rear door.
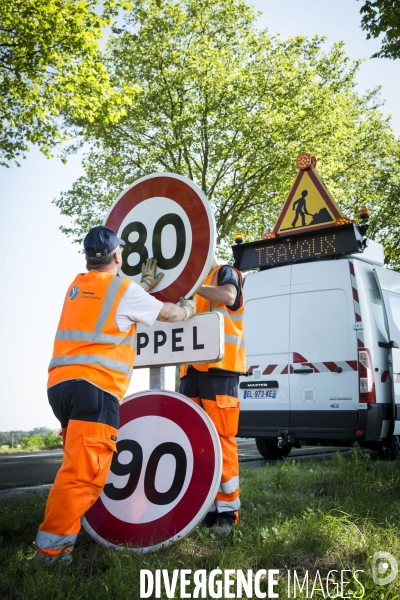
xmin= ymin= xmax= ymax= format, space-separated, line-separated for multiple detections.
xmin=289 ymin=260 xmax=359 ymax=428
xmin=240 ymin=265 xmax=291 ymax=430
xmin=374 ymin=267 xmax=400 ymax=434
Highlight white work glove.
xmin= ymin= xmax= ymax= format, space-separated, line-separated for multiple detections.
xmin=140 ymin=258 xmax=164 ymax=292
xmin=179 ymin=297 xmax=196 ymax=320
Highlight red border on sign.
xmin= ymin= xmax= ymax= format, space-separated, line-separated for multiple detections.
xmin=84 ymin=393 xmax=217 ymax=548
xmin=105 ymin=176 xmax=211 ymax=303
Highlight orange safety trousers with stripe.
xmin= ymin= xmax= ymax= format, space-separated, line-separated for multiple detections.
xmin=36 ymin=418 xmax=116 ymax=563
xmin=179 ymin=369 xmax=241 ymax=524
xmin=179 ymin=265 xmax=245 ymax=523
xmin=195 ymin=395 xmax=240 ymax=523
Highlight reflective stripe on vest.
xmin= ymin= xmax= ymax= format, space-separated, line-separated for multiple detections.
xmin=49 ymin=353 xmax=134 ymax=378
xmin=48 ymin=272 xmax=136 ymax=400
xmin=225 ymin=334 xmax=245 ymax=348
xmin=212 ymin=307 xmax=244 ymax=322
xmin=181 ymin=266 xmax=245 ymax=375
xmin=94 ymin=276 xmax=124 ymax=332
xmin=55 ymin=330 xmax=136 ymax=348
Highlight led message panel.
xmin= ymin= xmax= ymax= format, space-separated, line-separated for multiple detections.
xmin=232 ymin=224 xmax=364 ymax=271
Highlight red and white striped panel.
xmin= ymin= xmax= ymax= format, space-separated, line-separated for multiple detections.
xmin=247 ymin=357 xmax=358 ymax=376
xmin=349 ymin=260 xmax=364 ymax=348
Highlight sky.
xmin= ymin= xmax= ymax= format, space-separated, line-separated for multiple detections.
xmin=0 ymin=0 xmax=399 ymax=432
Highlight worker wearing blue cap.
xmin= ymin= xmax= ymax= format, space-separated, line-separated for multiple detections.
xmin=33 ymin=225 xmax=196 ymax=565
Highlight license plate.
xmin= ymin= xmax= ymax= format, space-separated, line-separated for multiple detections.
xmin=243 ymin=389 xmax=277 ymax=399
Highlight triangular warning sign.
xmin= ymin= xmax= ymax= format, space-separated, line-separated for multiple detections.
xmin=273 ymin=155 xmax=345 ymax=236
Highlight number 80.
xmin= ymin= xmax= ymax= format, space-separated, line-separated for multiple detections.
xmin=120 ymin=213 xmax=186 ymax=276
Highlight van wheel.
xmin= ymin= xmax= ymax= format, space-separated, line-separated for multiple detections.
xmin=382 ymin=435 xmax=400 ymax=460
xmin=255 ymin=438 xmax=292 ymax=460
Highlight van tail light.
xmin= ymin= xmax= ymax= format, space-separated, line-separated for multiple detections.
xmin=358 ymin=349 xmax=376 ymax=403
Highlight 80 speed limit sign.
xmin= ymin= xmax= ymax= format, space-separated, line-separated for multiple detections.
xmin=82 ymin=391 xmax=222 ymax=552
xmin=104 ymin=173 xmax=216 ymax=303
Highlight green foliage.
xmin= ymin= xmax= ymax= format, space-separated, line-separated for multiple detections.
xmin=42 ymin=433 xmax=62 ymax=449
xmin=358 ymin=0 xmax=400 ymax=59
xmin=55 ymin=0 xmax=400 ymax=267
xmin=1 ymin=452 xmax=400 ymax=598
xmin=18 ymin=433 xmax=62 ymax=450
xmin=0 ymin=493 xmax=44 ymax=545
xmin=0 ymin=428 xmax=56 ymax=447
xmin=19 ymin=435 xmax=45 ymax=450
xmin=0 ymin=0 xmax=135 ymax=166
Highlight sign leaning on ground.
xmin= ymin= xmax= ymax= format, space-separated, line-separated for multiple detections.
xmin=82 ymin=391 xmax=222 ymax=552
xmin=134 ymin=312 xmax=224 ymax=368
xmin=104 ymin=173 xmax=216 ymax=303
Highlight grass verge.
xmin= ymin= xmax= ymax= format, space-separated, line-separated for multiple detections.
xmin=1 ymin=449 xmax=400 ymax=599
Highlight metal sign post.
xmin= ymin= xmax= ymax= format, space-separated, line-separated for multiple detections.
xmin=149 ymin=366 xmax=165 ymax=390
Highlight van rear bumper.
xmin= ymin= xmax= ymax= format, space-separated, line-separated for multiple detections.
xmin=238 ymin=404 xmax=392 ymax=442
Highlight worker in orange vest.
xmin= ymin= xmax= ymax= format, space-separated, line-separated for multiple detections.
xmin=34 ymin=225 xmax=196 ymax=565
xmin=179 ymin=257 xmax=245 ymax=534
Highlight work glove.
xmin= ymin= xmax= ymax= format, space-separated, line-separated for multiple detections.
xmin=140 ymin=258 xmax=164 ymax=292
xmin=180 ymin=297 xmax=196 ymax=320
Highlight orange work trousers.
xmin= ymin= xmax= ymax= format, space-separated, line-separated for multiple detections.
xmin=179 ymin=368 xmax=240 ymax=524
xmin=36 ymin=419 xmax=116 ymax=563
xmin=35 ymin=381 xmax=118 ymax=563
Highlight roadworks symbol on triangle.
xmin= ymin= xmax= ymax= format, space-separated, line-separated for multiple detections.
xmin=273 ymin=165 xmax=345 ymax=236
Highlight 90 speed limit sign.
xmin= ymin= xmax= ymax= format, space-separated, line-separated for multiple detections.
xmin=82 ymin=391 xmax=222 ymax=552
xmin=104 ymin=173 xmax=216 ymax=303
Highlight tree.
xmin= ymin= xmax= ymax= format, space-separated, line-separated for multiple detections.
xmin=20 ymin=435 xmax=45 ymax=450
xmin=43 ymin=433 xmax=63 ymax=449
xmin=17 ymin=433 xmax=62 ymax=450
xmin=56 ymin=0 xmax=400 ymax=266
xmin=0 ymin=0 xmax=134 ymax=166
xmin=357 ymin=0 xmax=400 ymax=59
xmin=0 ymin=428 xmax=58 ymax=447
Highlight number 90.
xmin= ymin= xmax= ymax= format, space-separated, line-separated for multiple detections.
xmin=104 ymin=439 xmax=187 ymax=506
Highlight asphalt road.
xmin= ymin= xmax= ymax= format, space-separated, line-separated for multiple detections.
xmin=0 ymin=449 xmax=63 ymax=491
xmin=0 ymin=440 xmax=351 ymax=494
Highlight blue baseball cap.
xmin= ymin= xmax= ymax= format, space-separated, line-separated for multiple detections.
xmin=84 ymin=226 xmax=125 ymax=258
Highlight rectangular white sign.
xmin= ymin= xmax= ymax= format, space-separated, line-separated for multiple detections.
xmin=134 ymin=312 xmax=224 ymax=368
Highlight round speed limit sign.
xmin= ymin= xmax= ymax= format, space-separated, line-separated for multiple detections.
xmin=104 ymin=173 xmax=216 ymax=303
xmin=82 ymin=391 xmax=222 ymax=552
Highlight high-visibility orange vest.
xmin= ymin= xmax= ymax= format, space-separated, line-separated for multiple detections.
xmin=180 ymin=266 xmax=245 ymax=377
xmin=48 ymin=271 xmax=136 ymax=401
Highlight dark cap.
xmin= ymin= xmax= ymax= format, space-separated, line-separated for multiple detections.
xmin=84 ymin=226 xmax=125 ymax=258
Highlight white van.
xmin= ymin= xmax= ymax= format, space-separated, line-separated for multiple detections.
xmin=237 ymin=239 xmax=400 ymax=460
